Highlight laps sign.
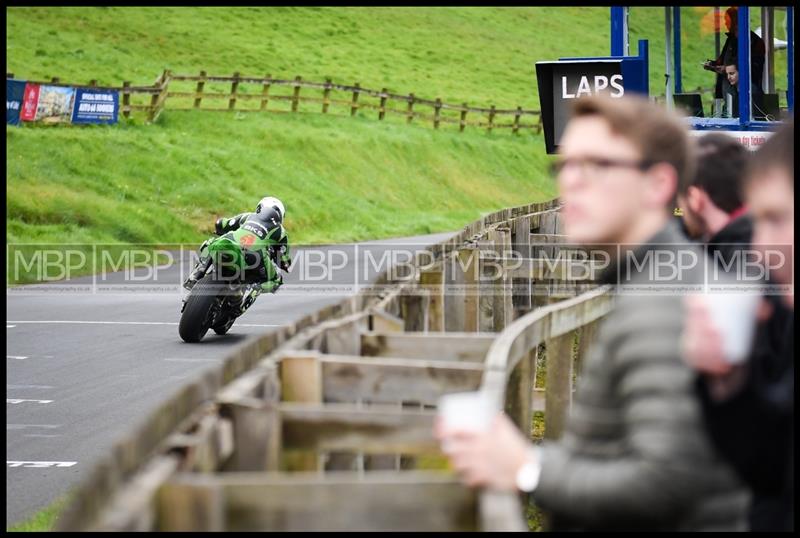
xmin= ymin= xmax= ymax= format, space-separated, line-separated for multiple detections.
xmin=535 ymin=50 xmax=649 ymax=154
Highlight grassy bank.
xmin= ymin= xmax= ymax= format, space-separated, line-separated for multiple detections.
xmin=7 ymin=111 xmax=555 ymax=246
xmin=7 ymin=497 xmax=67 ymax=532
xmin=9 ymin=6 xmax=784 ymax=283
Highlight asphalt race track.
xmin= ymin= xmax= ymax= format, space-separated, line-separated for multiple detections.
xmin=6 ymin=231 xmax=455 ymax=525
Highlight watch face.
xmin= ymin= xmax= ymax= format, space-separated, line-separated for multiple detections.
xmin=516 ymin=453 xmax=542 ymax=492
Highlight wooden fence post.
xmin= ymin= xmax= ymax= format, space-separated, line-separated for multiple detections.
xmin=504 ymin=346 xmax=534 ymax=432
xmin=292 ymin=75 xmax=302 ymax=112
xmin=280 ymin=354 xmax=322 ymax=471
xmin=122 ymin=81 xmax=131 ymax=119
xmin=420 ymin=265 xmax=445 ymax=332
xmin=157 ymin=480 xmax=223 ymax=531
xmin=459 ymin=103 xmax=467 ymax=132
xmin=148 ymin=92 xmax=159 ymax=122
xmin=378 ymin=87 xmax=387 ymax=120
xmin=400 ymin=288 xmax=429 ymax=332
xmin=406 ymin=93 xmax=415 ymax=124
xmin=350 ymin=82 xmax=360 ymax=116
xmin=220 ymin=400 xmax=281 ymax=472
xmin=51 ymin=76 xmax=60 ymax=84
xmin=480 ymin=233 xmax=497 ymax=332
xmin=492 ymin=228 xmax=513 ymax=331
xmin=228 ymin=72 xmax=240 ymax=110
xmin=151 ymin=69 xmax=171 ymax=122
xmin=260 ymin=73 xmax=271 ymax=111
xmin=512 ymin=216 xmax=532 ymax=311
xmin=512 ymin=106 xmax=521 ymax=134
xmin=89 ymin=79 xmax=98 ymax=87
xmin=575 ymin=319 xmax=599 ymax=378
xmin=544 ymin=329 xmax=575 ymax=440
xmin=444 ymin=252 xmax=465 ymax=332
xmin=322 ymin=77 xmax=332 ymax=113
xmin=458 ymin=248 xmax=480 ymax=333
xmin=433 ymin=98 xmax=442 ymax=129
xmin=487 ymin=105 xmax=496 ymax=134
xmin=148 ymin=71 xmax=169 ymax=123
xmin=194 ymin=70 xmax=206 ymax=109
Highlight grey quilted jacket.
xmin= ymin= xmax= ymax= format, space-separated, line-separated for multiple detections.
xmin=533 ymin=221 xmax=749 ymax=531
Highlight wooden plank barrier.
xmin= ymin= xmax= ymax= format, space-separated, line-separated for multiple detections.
xmin=56 ymin=197 xmax=617 ymax=532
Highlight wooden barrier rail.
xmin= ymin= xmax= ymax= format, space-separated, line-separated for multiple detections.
xmin=165 ymin=72 xmax=542 ymax=133
xmin=55 ymin=197 xmax=608 ymax=532
xmin=7 ymin=70 xmax=542 ymax=132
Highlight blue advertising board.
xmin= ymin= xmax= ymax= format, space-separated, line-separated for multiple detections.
xmin=6 ymin=79 xmax=26 ymax=126
xmin=70 ymin=88 xmax=119 ymax=124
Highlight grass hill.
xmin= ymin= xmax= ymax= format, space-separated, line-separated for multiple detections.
xmin=7 ymin=7 xmax=788 ymax=256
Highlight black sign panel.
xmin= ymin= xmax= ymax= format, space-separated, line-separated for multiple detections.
xmin=536 ymin=60 xmax=624 ymax=154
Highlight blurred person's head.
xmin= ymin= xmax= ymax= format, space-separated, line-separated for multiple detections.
xmin=742 ymin=119 xmax=794 ymax=307
xmin=555 ymin=94 xmax=693 ymax=247
xmin=725 ymin=64 xmax=739 ymax=87
xmin=678 ymin=133 xmax=749 ymax=239
xmin=725 ymin=7 xmax=738 ymax=35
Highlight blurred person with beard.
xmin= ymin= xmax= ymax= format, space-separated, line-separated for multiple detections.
xmin=682 ymin=120 xmax=794 ymax=531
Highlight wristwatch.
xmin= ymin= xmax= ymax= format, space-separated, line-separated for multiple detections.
xmin=515 ymin=447 xmax=542 ymax=493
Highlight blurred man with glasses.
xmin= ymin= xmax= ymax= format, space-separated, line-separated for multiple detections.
xmin=436 ymin=94 xmax=748 ymax=531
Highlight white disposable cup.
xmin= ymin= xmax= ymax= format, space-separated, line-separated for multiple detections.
xmin=437 ymin=391 xmax=496 ymax=434
xmin=704 ymin=292 xmax=763 ymax=364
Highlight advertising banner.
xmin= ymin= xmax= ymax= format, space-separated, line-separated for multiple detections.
xmin=20 ymin=83 xmax=40 ymax=122
xmin=70 ymin=88 xmax=119 ymax=124
xmin=689 ymin=129 xmax=773 ymax=151
xmin=6 ymin=79 xmax=26 ymax=126
xmin=32 ymin=85 xmax=76 ymax=123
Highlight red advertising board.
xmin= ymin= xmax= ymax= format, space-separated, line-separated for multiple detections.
xmin=20 ymin=83 xmax=40 ymax=121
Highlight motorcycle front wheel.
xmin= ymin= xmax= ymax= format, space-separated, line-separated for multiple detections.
xmin=178 ymin=274 xmax=226 ymax=343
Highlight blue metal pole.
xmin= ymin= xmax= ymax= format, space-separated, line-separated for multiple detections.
xmin=738 ymin=6 xmax=751 ymax=124
xmin=611 ymin=7 xmax=625 ymax=56
xmin=674 ymin=7 xmax=682 ymax=94
xmin=788 ymin=6 xmax=794 ymax=112
xmin=639 ymin=39 xmax=650 ymax=96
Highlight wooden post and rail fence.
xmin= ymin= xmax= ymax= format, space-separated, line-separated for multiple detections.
xmin=53 ymin=197 xmax=618 ymax=531
xmin=7 ymin=70 xmax=543 ymax=134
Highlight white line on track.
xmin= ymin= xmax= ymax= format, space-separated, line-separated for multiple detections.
xmin=23 ymin=434 xmax=62 ymax=439
xmin=7 ymin=320 xmax=282 ymax=327
xmin=7 ymin=461 xmax=77 ymax=468
xmin=7 ymin=385 xmax=54 ymax=390
xmin=7 ymin=424 xmax=61 ymax=430
xmin=164 ymin=358 xmax=220 ymax=362
xmin=7 ymin=356 xmax=28 ymax=360
xmin=7 ymin=325 xmax=16 ymax=328
xmin=7 ymin=399 xmax=54 ymax=405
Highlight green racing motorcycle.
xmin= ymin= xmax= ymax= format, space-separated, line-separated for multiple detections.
xmin=178 ymin=235 xmax=267 ymax=343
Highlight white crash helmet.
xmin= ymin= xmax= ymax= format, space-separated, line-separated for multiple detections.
xmin=256 ymin=196 xmax=285 ymax=221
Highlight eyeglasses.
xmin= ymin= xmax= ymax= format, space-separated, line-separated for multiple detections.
xmin=549 ymin=157 xmax=655 ymax=178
